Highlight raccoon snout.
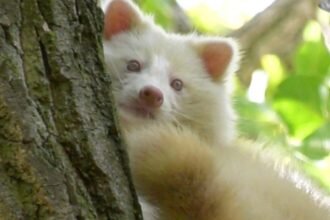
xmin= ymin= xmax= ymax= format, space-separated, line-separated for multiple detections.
xmin=139 ymin=86 xmax=164 ymax=108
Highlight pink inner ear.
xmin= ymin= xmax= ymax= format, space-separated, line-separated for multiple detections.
xmin=200 ymin=43 xmax=233 ymax=81
xmin=104 ymin=0 xmax=138 ymax=39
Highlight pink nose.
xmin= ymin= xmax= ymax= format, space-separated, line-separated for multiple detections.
xmin=139 ymin=86 xmax=164 ymax=108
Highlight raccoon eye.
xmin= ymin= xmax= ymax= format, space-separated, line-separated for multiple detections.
xmin=127 ymin=60 xmax=141 ymax=72
xmin=171 ymin=78 xmax=183 ymax=91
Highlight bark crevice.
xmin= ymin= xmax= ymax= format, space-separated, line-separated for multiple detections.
xmin=0 ymin=0 xmax=142 ymax=219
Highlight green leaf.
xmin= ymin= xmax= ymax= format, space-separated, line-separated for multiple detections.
xmin=235 ymin=95 xmax=287 ymax=143
xmin=272 ymin=99 xmax=324 ymax=139
xmin=261 ymin=54 xmax=286 ymax=97
xmin=294 ymin=40 xmax=330 ymax=78
xmin=299 ymin=122 xmax=330 ymax=160
xmin=273 ymin=75 xmax=324 ymax=115
xmin=137 ymin=0 xmax=174 ymax=30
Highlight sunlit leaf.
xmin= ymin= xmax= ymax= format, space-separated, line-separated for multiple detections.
xmin=321 ymin=23 xmax=330 ymax=52
xmin=137 ymin=0 xmax=174 ymax=30
xmin=261 ymin=54 xmax=286 ymax=96
xmin=299 ymin=122 xmax=330 ymax=160
xmin=272 ymin=99 xmax=324 ymax=139
xmin=235 ymin=95 xmax=287 ymax=143
xmin=294 ymin=39 xmax=330 ymax=78
xmin=185 ymin=5 xmax=228 ymax=34
xmin=303 ymin=21 xmax=322 ymax=42
xmin=273 ymin=75 xmax=325 ymax=114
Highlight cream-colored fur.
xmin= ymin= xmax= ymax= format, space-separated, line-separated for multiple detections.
xmin=127 ymin=124 xmax=330 ymax=220
xmin=103 ymin=0 xmax=238 ymax=147
xmin=103 ymin=0 xmax=330 ymax=219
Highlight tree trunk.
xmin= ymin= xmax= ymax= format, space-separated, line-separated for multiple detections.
xmin=0 ymin=0 xmax=142 ymax=219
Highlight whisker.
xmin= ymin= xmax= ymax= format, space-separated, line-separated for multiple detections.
xmin=161 ymin=107 xmax=212 ymax=126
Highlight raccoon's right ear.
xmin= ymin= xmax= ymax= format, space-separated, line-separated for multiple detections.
xmin=103 ymin=0 xmax=144 ymax=40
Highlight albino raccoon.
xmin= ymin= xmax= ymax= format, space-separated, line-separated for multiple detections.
xmin=103 ymin=0 xmax=330 ymax=219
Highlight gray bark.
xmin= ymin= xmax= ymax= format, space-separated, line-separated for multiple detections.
xmin=0 ymin=0 xmax=141 ymax=219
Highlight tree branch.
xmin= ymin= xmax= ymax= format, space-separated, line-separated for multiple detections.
xmin=230 ymin=0 xmax=317 ymax=86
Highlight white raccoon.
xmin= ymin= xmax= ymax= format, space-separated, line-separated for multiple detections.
xmin=103 ymin=0 xmax=330 ymax=219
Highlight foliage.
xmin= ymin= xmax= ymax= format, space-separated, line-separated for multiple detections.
xmin=135 ymin=0 xmax=175 ymax=30
xmin=235 ymin=22 xmax=330 ymax=190
xmin=136 ymin=1 xmax=330 ymax=191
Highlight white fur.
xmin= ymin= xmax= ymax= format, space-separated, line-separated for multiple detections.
xmin=126 ymin=124 xmax=330 ymax=220
xmin=103 ymin=20 xmax=236 ymax=219
xmin=103 ymin=1 xmax=330 ymax=219
xmin=138 ymin=197 xmax=159 ymax=220
xmin=103 ymin=15 xmax=237 ymax=146
xmin=214 ymin=142 xmax=330 ymax=219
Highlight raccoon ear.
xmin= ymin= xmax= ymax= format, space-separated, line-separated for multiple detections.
xmin=193 ymin=38 xmax=239 ymax=82
xmin=103 ymin=0 xmax=143 ymax=40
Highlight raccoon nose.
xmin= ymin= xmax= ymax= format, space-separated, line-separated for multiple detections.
xmin=139 ymin=86 xmax=164 ymax=108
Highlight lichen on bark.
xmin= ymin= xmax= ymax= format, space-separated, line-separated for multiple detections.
xmin=0 ymin=0 xmax=141 ymax=219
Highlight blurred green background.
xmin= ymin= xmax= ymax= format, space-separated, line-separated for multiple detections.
xmin=103 ymin=0 xmax=330 ymax=191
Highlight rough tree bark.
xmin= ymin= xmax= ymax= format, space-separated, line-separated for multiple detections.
xmin=0 ymin=0 xmax=142 ymax=219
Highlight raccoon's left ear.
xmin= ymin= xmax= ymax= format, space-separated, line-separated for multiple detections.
xmin=192 ymin=38 xmax=239 ymax=82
